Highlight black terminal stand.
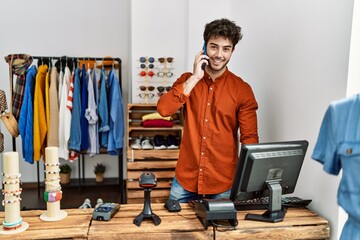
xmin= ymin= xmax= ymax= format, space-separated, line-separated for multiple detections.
xmin=133 ymin=172 xmax=161 ymax=226
xmin=245 ymin=180 xmax=287 ymax=223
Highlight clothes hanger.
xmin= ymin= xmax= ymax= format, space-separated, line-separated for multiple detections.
xmin=78 ymin=58 xmax=95 ymax=71
xmin=97 ymin=56 xmax=118 ymax=69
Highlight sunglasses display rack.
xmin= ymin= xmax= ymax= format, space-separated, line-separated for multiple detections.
xmin=133 ymin=56 xmax=176 ymax=104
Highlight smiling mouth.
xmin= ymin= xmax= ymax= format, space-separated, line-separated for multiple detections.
xmin=211 ymin=59 xmax=223 ymax=66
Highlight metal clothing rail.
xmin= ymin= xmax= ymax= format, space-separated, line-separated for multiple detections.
xmin=28 ymin=55 xmax=124 ymax=204
xmin=31 ymin=56 xmax=121 ymax=62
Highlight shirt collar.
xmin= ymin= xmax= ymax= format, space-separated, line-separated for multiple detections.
xmin=203 ymin=67 xmax=230 ymax=83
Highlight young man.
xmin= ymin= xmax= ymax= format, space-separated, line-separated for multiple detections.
xmin=157 ymin=18 xmax=259 ymax=202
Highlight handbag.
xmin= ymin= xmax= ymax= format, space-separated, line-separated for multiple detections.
xmin=1 ymin=112 xmax=19 ymax=137
xmin=0 ymin=55 xmax=20 ymax=137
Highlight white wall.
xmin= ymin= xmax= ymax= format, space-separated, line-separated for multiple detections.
xmin=0 ymin=0 xmax=131 ymax=181
xmin=229 ymin=1 xmax=354 ymax=239
xmin=347 ymin=0 xmax=360 ymax=97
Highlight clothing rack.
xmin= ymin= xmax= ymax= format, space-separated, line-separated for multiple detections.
xmin=23 ymin=55 xmax=124 ymax=204
xmin=31 ymin=56 xmax=121 ymax=62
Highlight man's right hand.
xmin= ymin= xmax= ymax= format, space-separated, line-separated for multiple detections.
xmin=183 ymin=51 xmax=208 ymax=95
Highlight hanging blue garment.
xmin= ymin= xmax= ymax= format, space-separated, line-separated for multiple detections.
xmin=69 ymin=67 xmax=82 ymax=152
xmin=80 ymin=64 xmax=89 ymax=151
xmin=312 ymin=94 xmax=360 ymax=240
xmin=93 ymin=69 xmax=100 ymax=154
xmin=98 ymin=68 xmax=109 ymax=147
xmin=107 ymin=69 xmax=124 ymax=155
xmin=18 ymin=65 xmax=37 ymax=164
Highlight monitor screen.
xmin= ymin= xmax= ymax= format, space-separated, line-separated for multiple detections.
xmin=230 ymin=140 xmax=308 ymax=222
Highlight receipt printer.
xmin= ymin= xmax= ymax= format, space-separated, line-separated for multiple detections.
xmin=194 ymin=199 xmax=238 ymax=229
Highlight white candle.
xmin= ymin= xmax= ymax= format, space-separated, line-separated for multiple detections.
xmin=3 ymin=152 xmax=21 ymax=225
xmin=45 ymin=147 xmax=61 ymax=192
xmin=3 ymin=152 xmax=19 ymax=174
xmin=46 ymin=147 xmax=58 ymax=165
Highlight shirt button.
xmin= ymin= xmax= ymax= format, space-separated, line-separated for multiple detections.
xmin=210 ymin=87 xmax=213 ymax=90
xmin=205 ymin=119 xmax=208 ymax=122
xmin=201 ymin=152 xmax=204 ymax=155
xmin=207 ymin=102 xmax=210 ymax=105
xmin=203 ymin=137 xmax=206 ymax=140
xmin=200 ymin=169 xmax=203 ymax=171
xmin=346 ymin=148 xmax=352 ymax=155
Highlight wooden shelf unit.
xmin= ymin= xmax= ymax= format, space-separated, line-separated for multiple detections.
xmin=126 ymin=103 xmax=183 ymax=203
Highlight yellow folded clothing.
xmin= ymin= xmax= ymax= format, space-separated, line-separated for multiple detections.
xmin=142 ymin=112 xmax=171 ymax=121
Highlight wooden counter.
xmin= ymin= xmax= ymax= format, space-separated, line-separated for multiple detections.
xmin=0 ymin=209 xmax=92 ymax=240
xmin=88 ymin=203 xmax=330 ymax=240
xmin=0 ymin=204 xmax=330 ymax=239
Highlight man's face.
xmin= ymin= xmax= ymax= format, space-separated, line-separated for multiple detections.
xmin=206 ymin=36 xmax=234 ymax=73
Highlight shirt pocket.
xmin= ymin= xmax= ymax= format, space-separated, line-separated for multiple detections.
xmin=339 ymin=142 xmax=360 ymax=158
xmin=338 ymin=142 xmax=360 ymax=194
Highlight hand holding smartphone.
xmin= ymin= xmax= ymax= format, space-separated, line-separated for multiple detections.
xmin=201 ymin=41 xmax=207 ymax=70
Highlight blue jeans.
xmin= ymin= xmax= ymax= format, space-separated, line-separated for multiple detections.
xmin=169 ymin=176 xmax=231 ymax=203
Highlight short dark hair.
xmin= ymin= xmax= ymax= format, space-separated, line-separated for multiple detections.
xmin=203 ymin=18 xmax=242 ymax=48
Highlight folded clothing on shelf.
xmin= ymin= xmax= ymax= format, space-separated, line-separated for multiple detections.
xmin=142 ymin=112 xmax=172 ymax=121
xmin=141 ymin=119 xmax=174 ymax=128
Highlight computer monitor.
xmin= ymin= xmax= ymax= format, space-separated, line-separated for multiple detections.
xmin=230 ymin=140 xmax=308 ymax=222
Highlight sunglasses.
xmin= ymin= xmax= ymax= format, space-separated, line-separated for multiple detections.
xmin=140 ymin=57 xmax=155 ymax=63
xmin=139 ymin=70 xmax=155 ymax=77
xmin=139 ymin=86 xmax=155 ymax=91
xmin=157 ymin=86 xmax=171 ymax=93
xmin=140 ymin=63 xmax=154 ymax=69
xmin=139 ymin=93 xmax=155 ymax=99
xmin=158 ymin=57 xmax=173 ymax=64
xmin=157 ymin=71 xmax=174 ymax=78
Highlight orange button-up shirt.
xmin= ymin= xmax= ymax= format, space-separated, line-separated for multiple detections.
xmin=157 ymin=68 xmax=258 ymax=194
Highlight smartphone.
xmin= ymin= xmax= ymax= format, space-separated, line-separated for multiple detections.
xmin=201 ymin=41 xmax=207 ymax=70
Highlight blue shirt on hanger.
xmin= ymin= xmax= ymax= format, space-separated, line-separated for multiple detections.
xmin=69 ymin=67 xmax=82 ymax=152
xmin=107 ymin=69 xmax=124 ymax=155
xmin=312 ymin=93 xmax=360 ymax=240
xmin=80 ymin=64 xmax=89 ymax=151
xmin=98 ymin=69 xmax=109 ymax=148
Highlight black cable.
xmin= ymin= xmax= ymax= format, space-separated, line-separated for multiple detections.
xmin=176 ymin=211 xmax=197 ymax=219
xmin=210 ymin=220 xmax=237 ymax=232
xmin=213 ymin=225 xmax=216 ymax=240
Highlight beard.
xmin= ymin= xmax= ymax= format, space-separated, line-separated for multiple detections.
xmin=208 ymin=57 xmax=230 ymax=73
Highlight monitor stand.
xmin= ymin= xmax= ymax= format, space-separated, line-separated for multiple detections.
xmin=245 ymin=180 xmax=287 ymax=223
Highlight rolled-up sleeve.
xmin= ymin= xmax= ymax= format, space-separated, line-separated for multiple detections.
xmin=157 ymin=72 xmax=192 ymax=117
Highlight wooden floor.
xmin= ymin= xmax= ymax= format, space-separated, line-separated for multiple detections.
xmin=0 ymin=181 xmax=122 ymax=211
